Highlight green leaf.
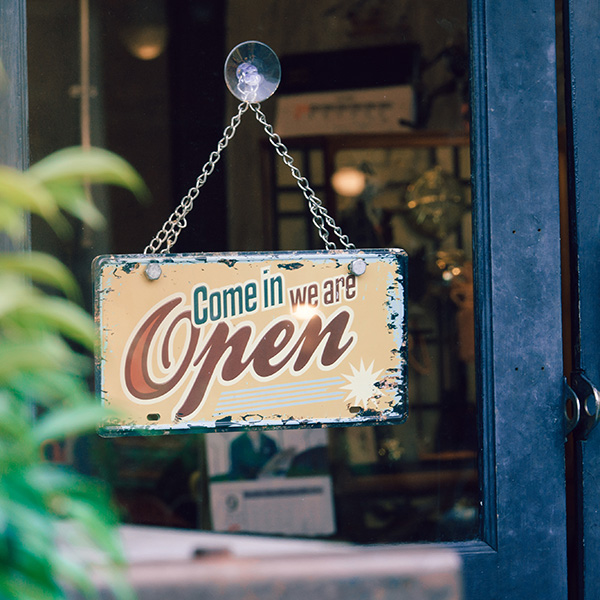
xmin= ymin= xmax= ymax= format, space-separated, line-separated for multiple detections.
xmin=49 ymin=553 xmax=96 ymax=599
xmin=0 ymin=572 xmax=63 ymax=600
xmin=0 ymin=275 xmax=37 ymax=320
xmin=11 ymin=296 xmax=95 ymax=349
xmin=30 ymin=146 xmax=150 ymax=202
xmin=0 ymin=252 xmax=81 ymax=300
xmin=32 ymin=404 xmax=108 ymax=444
xmin=0 ymin=394 xmax=33 ymax=458
xmin=0 ymin=166 xmax=70 ymax=236
xmin=45 ymin=181 xmax=106 ymax=229
xmin=0 ymin=166 xmax=56 ymax=218
xmin=24 ymin=466 xmax=110 ymax=505
xmin=10 ymin=374 xmax=93 ymax=413
xmin=0 ymin=335 xmax=82 ymax=384
xmin=24 ymin=466 xmax=82 ymax=495
xmin=0 ymin=203 xmax=27 ymax=240
xmin=8 ymin=368 xmax=93 ymax=409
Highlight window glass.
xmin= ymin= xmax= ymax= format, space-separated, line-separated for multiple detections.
xmin=29 ymin=0 xmax=475 ymax=542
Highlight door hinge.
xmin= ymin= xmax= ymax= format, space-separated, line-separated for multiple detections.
xmin=564 ymin=372 xmax=600 ymax=440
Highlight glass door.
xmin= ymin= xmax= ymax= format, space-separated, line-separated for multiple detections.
xmin=17 ymin=0 xmax=570 ymax=598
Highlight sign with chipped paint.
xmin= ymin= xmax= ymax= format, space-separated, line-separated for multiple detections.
xmin=93 ymin=249 xmax=407 ymax=435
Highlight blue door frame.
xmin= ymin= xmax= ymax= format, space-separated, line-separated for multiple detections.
xmin=461 ymin=0 xmax=567 ymax=596
xmin=563 ymin=0 xmax=600 ymax=598
xmin=1 ymin=0 xmax=573 ymax=598
xmin=0 ymin=1 xmax=28 ymax=254
xmin=0 ymin=1 xmax=28 ymax=172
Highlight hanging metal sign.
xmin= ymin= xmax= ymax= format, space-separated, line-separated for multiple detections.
xmin=94 ymin=249 xmax=407 ymax=435
xmin=94 ymin=42 xmax=409 ymax=435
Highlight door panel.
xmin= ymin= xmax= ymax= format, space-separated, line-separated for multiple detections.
xmin=563 ymin=0 xmax=600 ymax=598
xmin=463 ymin=0 xmax=567 ymax=597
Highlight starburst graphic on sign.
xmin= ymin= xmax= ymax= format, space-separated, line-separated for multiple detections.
xmin=341 ymin=360 xmax=384 ymax=409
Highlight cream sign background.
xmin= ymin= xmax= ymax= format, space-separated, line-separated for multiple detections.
xmin=94 ymin=249 xmax=407 ymax=435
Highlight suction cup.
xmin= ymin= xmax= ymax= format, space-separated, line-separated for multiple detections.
xmin=224 ymin=41 xmax=281 ymax=103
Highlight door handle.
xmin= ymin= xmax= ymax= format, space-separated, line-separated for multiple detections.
xmin=566 ymin=372 xmax=600 ymax=440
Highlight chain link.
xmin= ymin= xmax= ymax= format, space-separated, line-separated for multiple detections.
xmin=250 ymin=104 xmax=355 ymax=250
xmin=144 ymin=102 xmax=250 ymax=254
xmin=144 ymin=101 xmax=354 ymax=254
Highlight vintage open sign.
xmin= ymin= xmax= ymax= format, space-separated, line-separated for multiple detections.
xmin=94 ymin=249 xmax=407 ymax=435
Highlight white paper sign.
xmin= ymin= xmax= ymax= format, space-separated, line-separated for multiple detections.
xmin=207 ymin=429 xmax=336 ymax=536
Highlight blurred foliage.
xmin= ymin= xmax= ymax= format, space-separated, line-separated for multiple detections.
xmin=0 ymin=147 xmax=148 ymax=600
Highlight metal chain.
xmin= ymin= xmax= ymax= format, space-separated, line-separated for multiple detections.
xmin=144 ymin=101 xmax=354 ymax=253
xmin=250 ymin=104 xmax=355 ymax=250
xmin=144 ymin=102 xmax=250 ymax=254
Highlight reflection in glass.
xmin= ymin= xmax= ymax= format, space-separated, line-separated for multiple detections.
xmin=327 ymin=136 xmax=476 ymax=542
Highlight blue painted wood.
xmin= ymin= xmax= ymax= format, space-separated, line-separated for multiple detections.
xmin=0 ymin=0 xmax=28 ymax=252
xmin=462 ymin=0 xmax=567 ymax=597
xmin=0 ymin=0 xmax=28 ymax=170
xmin=563 ymin=0 xmax=600 ymax=597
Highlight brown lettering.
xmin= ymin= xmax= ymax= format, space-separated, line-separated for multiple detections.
xmin=251 ymin=319 xmax=296 ymax=377
xmin=286 ymin=309 xmax=355 ymax=371
xmin=124 ymin=296 xmax=198 ymax=400
xmin=322 ymin=280 xmax=334 ymax=305
xmin=123 ymin=297 xmax=356 ymax=421
xmin=174 ymin=322 xmax=254 ymax=419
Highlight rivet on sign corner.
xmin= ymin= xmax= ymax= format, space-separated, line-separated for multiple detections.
xmin=145 ymin=263 xmax=162 ymax=281
xmin=348 ymin=258 xmax=367 ymax=276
